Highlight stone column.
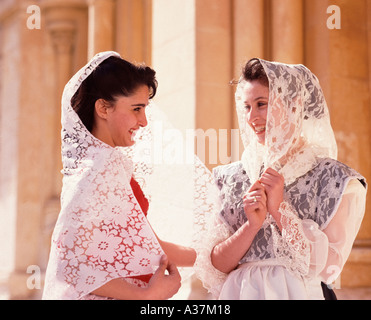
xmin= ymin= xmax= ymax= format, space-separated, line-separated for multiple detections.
xmin=304 ymin=0 xmax=330 ymax=94
xmin=305 ymin=0 xmax=371 ymax=288
xmin=271 ymin=0 xmax=304 ymax=63
xmin=152 ymin=0 xmax=196 ymax=133
xmin=233 ymin=0 xmax=265 ymax=75
xmin=232 ymin=0 xmax=265 ymax=159
xmin=3 ymin=0 xmax=86 ymax=300
xmin=87 ymin=0 xmax=115 ymax=58
xmin=5 ymin=2 xmax=46 ymax=299
xmin=327 ymin=0 xmax=371 ymax=287
xmin=34 ymin=20 xmax=77 ymax=278
xmin=47 ymin=20 xmax=76 ymax=196
xmin=195 ymin=0 xmax=234 ymax=167
xmin=115 ymin=0 xmax=152 ymax=64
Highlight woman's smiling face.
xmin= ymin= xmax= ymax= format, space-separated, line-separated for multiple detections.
xmin=93 ymin=85 xmax=149 ymax=147
xmin=242 ymin=80 xmax=269 ymax=145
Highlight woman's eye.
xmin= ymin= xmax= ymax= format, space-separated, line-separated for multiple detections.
xmin=245 ymin=105 xmax=251 ymax=110
xmin=258 ymin=102 xmax=267 ymax=108
xmin=134 ymin=107 xmax=141 ymax=112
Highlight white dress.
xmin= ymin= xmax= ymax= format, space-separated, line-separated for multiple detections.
xmin=195 ymin=159 xmax=366 ymax=300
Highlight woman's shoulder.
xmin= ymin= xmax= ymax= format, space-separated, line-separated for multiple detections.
xmin=212 ymin=161 xmax=246 ymax=190
xmin=212 ymin=161 xmax=244 ymax=179
xmin=315 ymin=158 xmax=366 ymax=188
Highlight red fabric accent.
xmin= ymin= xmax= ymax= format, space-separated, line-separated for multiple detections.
xmin=130 ymin=177 xmax=149 ymax=215
xmin=127 ymin=177 xmax=153 ymax=283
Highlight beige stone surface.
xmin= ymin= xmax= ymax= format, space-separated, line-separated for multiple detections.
xmin=271 ymin=0 xmax=304 ymax=63
xmin=0 ymin=0 xmax=370 ymax=299
xmin=335 ymin=287 xmax=371 ymax=300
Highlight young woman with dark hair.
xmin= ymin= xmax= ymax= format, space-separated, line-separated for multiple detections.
xmin=43 ymin=52 xmax=196 ymax=300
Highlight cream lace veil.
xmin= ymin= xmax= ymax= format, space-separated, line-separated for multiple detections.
xmin=43 ymin=51 xmax=218 ymax=299
xmin=236 ymin=59 xmax=338 ymax=185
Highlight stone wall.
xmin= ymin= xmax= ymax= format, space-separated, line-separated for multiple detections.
xmin=0 ymin=0 xmax=370 ymax=299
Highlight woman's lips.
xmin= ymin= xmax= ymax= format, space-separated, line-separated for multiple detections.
xmin=253 ymin=125 xmax=266 ymax=134
xmin=129 ymin=129 xmax=138 ymax=141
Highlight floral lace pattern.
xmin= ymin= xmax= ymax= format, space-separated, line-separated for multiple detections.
xmin=235 ymin=60 xmax=338 ymax=185
xmin=271 ymin=201 xmax=311 ymax=277
xmin=213 ymin=158 xmax=365 ymax=269
xmin=285 ymin=159 xmax=365 ymax=229
xmin=82 ymin=278 xmax=148 ymax=300
xmin=43 ymin=52 xmax=164 ymax=300
xmin=43 ymin=51 xmax=220 ymax=299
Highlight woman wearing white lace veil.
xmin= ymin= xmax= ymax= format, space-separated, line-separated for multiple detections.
xmin=42 ymin=51 xmax=216 ymax=300
xmin=194 ymin=58 xmax=367 ymax=300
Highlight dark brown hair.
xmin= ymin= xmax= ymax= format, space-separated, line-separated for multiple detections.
xmin=241 ymin=58 xmax=269 ymax=87
xmin=71 ymin=56 xmax=158 ymax=132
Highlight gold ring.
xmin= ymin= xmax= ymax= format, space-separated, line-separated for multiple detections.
xmin=253 ymin=196 xmax=257 ymax=203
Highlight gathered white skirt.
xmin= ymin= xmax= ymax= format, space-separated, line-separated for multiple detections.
xmin=218 ymin=260 xmax=324 ymax=300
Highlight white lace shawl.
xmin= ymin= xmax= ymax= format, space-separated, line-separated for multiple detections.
xmin=237 ymin=59 xmax=338 ymax=185
xmin=41 ymin=51 xmax=167 ymax=300
xmin=43 ymin=51 xmax=219 ymax=300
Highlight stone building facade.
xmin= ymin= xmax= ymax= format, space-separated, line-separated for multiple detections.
xmin=0 ymin=0 xmax=370 ymax=299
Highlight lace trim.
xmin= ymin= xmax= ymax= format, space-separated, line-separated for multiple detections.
xmin=81 ymin=278 xmax=148 ymax=300
xmin=235 ymin=60 xmax=337 ymax=187
xmin=194 ymin=215 xmax=231 ymax=298
xmin=271 ymin=201 xmax=311 ymax=278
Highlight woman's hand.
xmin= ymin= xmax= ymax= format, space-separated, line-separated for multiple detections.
xmin=91 ymin=254 xmax=181 ymax=300
xmin=212 ymin=183 xmax=267 ymax=273
xmin=243 ymin=180 xmax=267 ymax=231
xmin=259 ymin=167 xmax=284 ymax=230
xmin=146 ymin=255 xmax=181 ymax=300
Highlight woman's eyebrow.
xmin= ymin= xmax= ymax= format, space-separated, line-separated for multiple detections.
xmin=244 ymin=96 xmax=267 ymax=104
xmin=253 ymin=96 xmax=268 ymax=101
xmin=131 ymin=103 xmax=147 ymax=107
